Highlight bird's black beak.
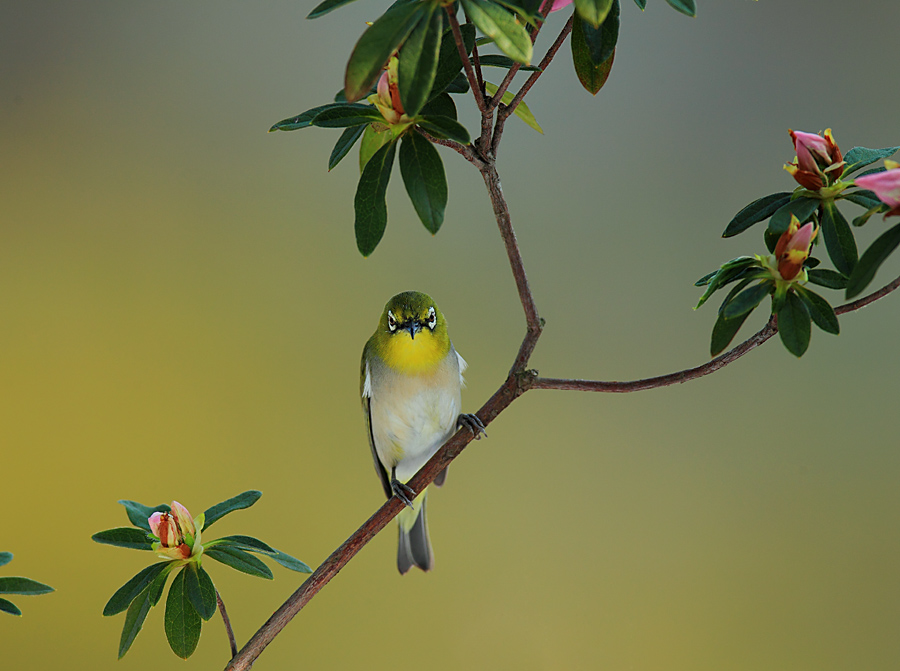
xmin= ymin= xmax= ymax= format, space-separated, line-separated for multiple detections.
xmin=406 ymin=321 xmax=421 ymax=340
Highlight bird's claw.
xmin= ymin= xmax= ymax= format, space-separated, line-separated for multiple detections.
xmin=391 ymin=478 xmax=416 ymax=508
xmin=457 ymin=413 xmax=487 ymax=440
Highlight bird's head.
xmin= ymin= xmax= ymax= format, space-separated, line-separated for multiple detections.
xmin=372 ymin=291 xmax=451 ymax=372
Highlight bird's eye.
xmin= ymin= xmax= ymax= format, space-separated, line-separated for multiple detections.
xmin=387 ymin=310 xmax=397 ymax=332
xmin=426 ymin=307 xmax=436 ymax=329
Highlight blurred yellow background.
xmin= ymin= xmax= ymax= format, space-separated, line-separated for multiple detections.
xmin=2 ymin=1 xmax=899 ymax=669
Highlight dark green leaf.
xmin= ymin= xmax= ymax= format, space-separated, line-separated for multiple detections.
xmin=355 ymin=140 xmax=397 ymax=256
xmin=843 ymin=189 xmax=886 ymax=211
xmin=211 ymin=536 xmax=312 ymax=573
xmin=571 ymin=20 xmax=615 ymax=95
xmin=103 ymin=562 xmax=170 ymax=616
xmin=429 ymin=25 xmax=475 ymax=100
xmin=345 ymin=2 xmax=425 ymax=102
xmin=119 ymin=500 xmax=169 ymax=531
xmin=184 ymin=564 xmax=217 ymax=621
xmin=722 ymin=282 xmax=772 ymax=319
xmin=416 ymin=115 xmax=471 ymax=144
xmin=444 ymin=72 xmax=470 ymax=94
xmin=148 ymin=564 xmax=171 ymax=607
xmin=768 ymin=196 xmax=819 ymax=235
xmin=821 ymin=201 xmax=858 ymax=276
xmin=843 ymin=145 xmax=900 ymax=176
xmin=0 ymin=577 xmax=54 ymax=595
xmin=475 ymin=54 xmax=540 ymax=71
xmin=0 ymin=598 xmax=21 ymax=616
xmin=399 ymin=6 xmax=442 ymax=117
xmin=580 ymin=0 xmax=618 ymax=65
xmin=710 ymin=309 xmax=751 ymax=357
xmin=269 ymin=103 xmax=346 ymax=132
xmin=461 ymin=0 xmax=533 ymax=64
xmin=807 ymin=268 xmax=848 ymax=289
xmin=0 ymin=552 xmax=11 ymax=568
xmin=574 ymin=0 xmax=613 ymax=28
xmin=665 ymin=0 xmax=696 ymax=16
xmin=311 ymin=105 xmax=384 ymax=128
xmin=329 ymin=125 xmax=366 ymax=171
xmin=202 ymin=490 xmax=262 ymax=530
xmin=400 ymin=131 xmax=448 ymax=234
xmin=845 ymin=221 xmax=900 ymax=299
xmin=722 ymin=192 xmax=792 ymax=237
xmin=165 ymin=568 xmax=202 ymax=659
xmin=852 ymin=206 xmax=883 ymax=228
xmin=694 ymin=257 xmax=759 ymax=308
xmin=776 ymin=291 xmax=811 ymax=357
xmin=694 ymin=269 xmax=718 ymax=287
xmin=270 ymin=550 xmax=314 ymax=573
xmin=633 ymin=0 xmax=646 ymax=8
xmin=204 ymin=547 xmax=274 ymax=580
xmin=118 ymin=586 xmax=153 ymax=659
xmin=307 ymin=0 xmax=361 ymax=19
xmin=420 ymin=92 xmax=457 ymax=119
xmin=92 ymin=527 xmax=153 ymax=551
xmin=794 ymin=286 xmax=840 ymax=334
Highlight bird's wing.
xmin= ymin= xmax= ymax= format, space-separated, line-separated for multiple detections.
xmin=456 ymin=349 xmax=468 ymax=387
xmin=362 ymin=352 xmax=392 ymax=499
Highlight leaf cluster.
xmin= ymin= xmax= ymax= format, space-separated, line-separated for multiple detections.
xmin=0 ymin=552 xmax=54 ymax=617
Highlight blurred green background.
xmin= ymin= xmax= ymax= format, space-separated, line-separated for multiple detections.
xmin=2 ymin=1 xmax=899 ymax=668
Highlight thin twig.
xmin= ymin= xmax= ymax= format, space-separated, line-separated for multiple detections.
xmin=446 ymin=7 xmax=485 ymax=113
xmin=416 ymin=127 xmax=483 ymax=168
xmin=217 ymin=590 xmax=238 ymax=660
xmin=471 ymin=43 xmax=486 ymax=99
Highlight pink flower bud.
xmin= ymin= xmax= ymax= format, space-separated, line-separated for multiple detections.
xmin=148 ymin=502 xmax=200 ymax=561
xmin=785 ymin=129 xmax=844 ymax=190
xmin=854 ymin=160 xmax=900 ymax=217
xmin=774 ymin=217 xmax=817 ymax=281
xmin=549 ymin=0 xmax=573 ymax=11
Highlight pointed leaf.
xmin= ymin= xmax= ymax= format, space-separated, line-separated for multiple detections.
xmin=0 ymin=552 xmax=11 ymax=568
xmin=184 ymin=563 xmax=217 ymax=621
xmin=843 ymin=145 xmax=900 ymax=176
xmin=345 ymin=2 xmax=425 ymax=102
xmin=212 ymin=536 xmax=313 ymax=573
xmin=270 ymin=550 xmax=314 ymax=573
xmin=579 ymin=0 xmax=618 ymax=64
xmin=852 ymin=206 xmax=883 ymax=228
xmin=416 ymin=115 xmax=471 ymax=144
xmin=165 ymin=568 xmax=202 ymax=659
xmin=355 ymin=140 xmax=398 ymax=256
xmin=475 ymin=54 xmax=540 ymax=71
xmin=722 ymin=282 xmax=772 ymax=319
xmin=845 ymin=221 xmax=900 ymax=299
xmin=722 ymin=192 xmax=792 ymax=237
xmin=269 ymin=103 xmax=347 ymax=132
xmin=329 ymin=125 xmax=367 ymax=171
xmin=665 ymin=0 xmax=696 ymax=17
xmin=807 ymin=268 xmax=848 ymax=289
xmin=573 ymin=0 xmax=613 ymax=28
xmin=400 ymin=131 xmax=448 ymax=233
xmin=694 ymin=257 xmax=759 ymax=308
xmin=202 ymin=490 xmax=262 ymax=530
xmin=103 ymin=562 xmax=170 ymax=616
xmin=399 ymin=6 xmax=442 ymax=117
xmin=768 ymin=196 xmax=819 ymax=235
xmin=710 ymin=309 xmax=751 ymax=357
xmin=821 ymin=201 xmax=858 ymax=276
xmin=118 ymin=500 xmax=169 ymax=531
xmin=118 ymin=586 xmax=153 ymax=659
xmin=482 ymin=82 xmax=543 ymax=133
xmin=633 ymin=0 xmax=646 ymax=8
xmin=0 ymin=598 xmax=21 ymax=616
xmin=429 ymin=24 xmax=476 ymax=100
xmin=311 ymin=105 xmax=383 ymax=128
xmin=794 ymin=286 xmax=840 ymax=334
xmin=420 ymin=92 xmax=458 ymax=119
xmin=204 ymin=547 xmax=274 ymax=579
xmin=776 ymin=291 xmax=811 ymax=357
xmin=843 ymin=189 xmax=886 ymax=211
xmin=0 ymin=577 xmax=54 ymax=595
xmin=91 ymin=527 xmax=153 ymax=551
xmin=307 ymin=0 xmax=361 ymax=19
xmin=461 ymin=0 xmax=533 ymax=64
xmin=148 ymin=564 xmax=172 ymax=607
xmin=571 ymin=20 xmax=615 ymax=96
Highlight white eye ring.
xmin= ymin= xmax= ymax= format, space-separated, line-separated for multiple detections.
xmin=426 ymin=307 xmax=436 ymax=329
xmin=387 ymin=310 xmax=397 ymax=332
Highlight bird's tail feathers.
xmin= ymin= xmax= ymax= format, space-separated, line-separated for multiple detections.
xmin=397 ymin=489 xmax=433 ymax=574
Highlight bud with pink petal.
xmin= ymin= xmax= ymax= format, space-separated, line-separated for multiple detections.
xmin=368 ymin=56 xmax=407 ymax=126
xmin=149 ymin=501 xmax=204 ymax=561
xmin=785 ymin=129 xmax=844 ymax=191
xmin=773 ymin=215 xmax=817 ymax=281
xmin=853 ymin=160 xmax=900 ymax=217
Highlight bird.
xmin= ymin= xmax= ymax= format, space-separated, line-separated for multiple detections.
xmin=361 ymin=291 xmax=485 ymax=574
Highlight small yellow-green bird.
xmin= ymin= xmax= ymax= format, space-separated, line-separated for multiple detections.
xmin=361 ymin=291 xmax=485 ymax=574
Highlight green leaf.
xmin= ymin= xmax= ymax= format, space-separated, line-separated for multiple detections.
xmin=119 ymin=500 xmax=169 ymax=531
xmin=444 ymin=72 xmax=470 ymax=94
xmin=204 ymin=547 xmax=274 ymax=580
xmin=329 ymin=125 xmax=366 ymax=171
xmin=0 ymin=577 xmax=54 ymax=595
xmin=103 ymin=562 xmax=170 ymax=616
xmin=461 ymin=0 xmax=533 ymax=64
xmin=579 ymin=0 xmax=618 ymax=64
xmin=429 ymin=24 xmax=476 ymax=101
xmin=821 ymin=201 xmax=858 ymax=276
xmin=0 ymin=552 xmax=11 ymax=568
xmin=311 ymin=105 xmax=384 ymax=128
xmin=91 ymin=527 xmax=153 ymax=551
xmin=665 ymin=0 xmax=696 ymax=17
xmin=345 ymin=2 xmax=425 ymax=102
xmin=776 ymin=291 xmax=811 ymax=357
xmin=118 ymin=585 xmax=153 ymax=659
xmin=768 ymin=196 xmax=819 ymax=235
xmin=269 ymin=103 xmax=346 ymax=132
xmin=843 ymin=145 xmax=900 ymax=176
xmin=165 ymin=568 xmax=202 ymax=659
xmin=843 ymin=189 xmax=886 ymax=211
xmin=633 ymin=0 xmax=646 ymax=8
xmin=694 ymin=256 xmax=759 ymax=308
xmin=202 ymin=490 xmax=262 ymax=530
xmin=574 ymin=0 xmax=613 ymax=28
xmin=359 ymin=124 xmax=394 ymax=172
xmin=420 ymin=92 xmax=458 ymax=119
xmin=0 ymin=597 xmax=21 ymax=616
xmin=710 ymin=309 xmax=751 ymax=357
xmin=269 ymin=550 xmax=314 ymax=573
xmin=571 ymin=19 xmax=615 ymax=96
xmin=845 ymin=221 xmax=900 ymax=299
xmin=852 ymin=206 xmax=883 ymax=228
xmin=475 ymin=54 xmax=540 ymax=71
xmin=148 ymin=564 xmax=172 ymax=607
xmin=398 ymin=6 xmax=442 ymax=117
xmin=722 ymin=282 xmax=772 ymax=319
xmin=794 ymin=286 xmax=840 ymax=334
xmin=400 ymin=131 xmax=448 ymax=234
xmin=416 ymin=115 xmax=472 ymax=144
xmin=212 ymin=536 xmax=313 ymax=573
xmin=355 ymin=140 xmax=398 ymax=256
xmin=483 ymin=82 xmax=543 ymax=133
xmin=184 ymin=564 xmax=217 ymax=621
xmin=807 ymin=268 xmax=848 ymax=289
xmin=307 ymin=0 xmax=361 ymax=19
xmin=722 ymin=192 xmax=792 ymax=237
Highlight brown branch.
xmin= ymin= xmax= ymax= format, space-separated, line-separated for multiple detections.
xmin=416 ymin=127 xmax=483 ymax=169
xmin=446 ymin=7 xmax=486 ymax=113
xmin=217 ymin=590 xmax=238 ymax=660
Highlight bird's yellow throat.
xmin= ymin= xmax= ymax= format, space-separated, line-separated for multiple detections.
xmin=381 ymin=330 xmax=448 ymax=373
